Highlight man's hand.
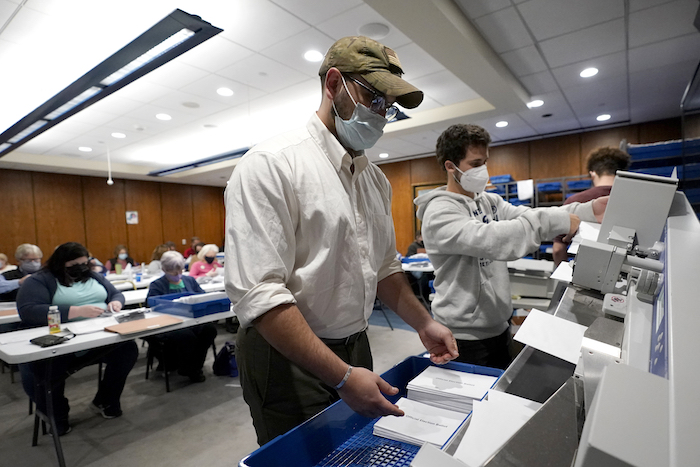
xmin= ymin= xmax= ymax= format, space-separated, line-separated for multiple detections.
xmin=563 ymin=213 xmax=581 ymax=243
xmin=417 ymin=320 xmax=459 ymax=364
xmin=337 ymin=366 xmax=404 ymax=418
xmin=592 ymin=196 xmax=609 ymax=223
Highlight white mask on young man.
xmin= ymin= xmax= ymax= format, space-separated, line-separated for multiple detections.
xmin=453 ymin=164 xmax=490 ymax=194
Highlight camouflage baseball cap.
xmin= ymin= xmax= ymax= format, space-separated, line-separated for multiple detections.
xmin=319 ymin=36 xmax=424 ymax=109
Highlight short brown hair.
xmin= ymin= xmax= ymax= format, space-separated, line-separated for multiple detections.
xmin=586 ymin=147 xmax=630 ymax=176
xmin=436 ymin=124 xmax=491 ymax=172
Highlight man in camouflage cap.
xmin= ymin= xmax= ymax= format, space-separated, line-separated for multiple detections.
xmin=225 ymin=36 xmax=457 ymax=445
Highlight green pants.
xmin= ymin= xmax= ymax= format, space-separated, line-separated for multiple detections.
xmin=236 ymin=326 xmax=372 ymax=446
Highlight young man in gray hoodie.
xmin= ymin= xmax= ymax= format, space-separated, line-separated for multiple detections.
xmin=415 ymin=124 xmax=608 ymax=369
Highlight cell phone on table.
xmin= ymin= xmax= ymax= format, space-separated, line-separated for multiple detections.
xmin=30 ymin=332 xmax=75 ymax=348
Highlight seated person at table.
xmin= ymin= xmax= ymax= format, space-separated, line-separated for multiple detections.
xmin=188 ymin=244 xmax=222 ymax=279
xmin=145 ymin=251 xmax=217 ymax=382
xmin=0 ymin=252 xmax=17 ymax=273
xmin=104 ymin=244 xmax=135 ymax=273
xmin=183 ymin=236 xmax=200 ymax=258
xmin=406 ymin=231 xmax=426 ymax=257
xmin=405 ymin=231 xmax=433 ymax=306
xmin=1 ymin=243 xmax=43 ymax=302
xmin=17 ymin=242 xmax=139 ymax=435
xmin=146 ymin=243 xmax=170 ymax=275
xmin=186 ymin=241 xmax=205 ymax=271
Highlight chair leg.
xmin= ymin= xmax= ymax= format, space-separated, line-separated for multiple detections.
xmin=32 ymin=414 xmax=40 ymax=446
xmin=145 ymin=345 xmax=152 ymax=380
xmin=163 ymin=351 xmax=170 ymax=393
xmin=211 ymin=343 xmax=217 ymax=360
xmin=28 ymin=398 xmax=33 ymax=415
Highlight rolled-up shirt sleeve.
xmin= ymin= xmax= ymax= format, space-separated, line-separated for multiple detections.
xmin=224 ymin=151 xmax=298 ymax=329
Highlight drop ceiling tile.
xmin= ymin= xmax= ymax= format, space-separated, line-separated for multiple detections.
xmin=86 ymin=95 xmax=148 ymax=118
xmin=409 ymin=70 xmax=480 ymax=106
xmin=517 ymin=0 xmax=624 ymax=42
xmin=126 ymin=103 xmax=201 ymax=128
xmin=396 ymin=130 xmax=441 ymax=152
xmin=393 ymin=42 xmax=446 ymax=81
xmin=179 ymin=74 xmax=266 ymax=107
xmin=406 ymin=95 xmax=441 ymax=113
xmin=177 ymin=36 xmax=255 ymax=74
xmin=147 ymin=91 xmax=229 ymax=117
xmin=629 ymin=59 xmax=697 ymax=122
xmin=217 ymin=53 xmax=309 ymax=93
xmin=0 ymin=0 xmax=17 ymax=25
xmin=315 ymin=3 xmax=411 ymax=49
xmin=110 ymin=80 xmax=173 ymax=105
xmin=500 ymin=45 xmax=548 ymax=77
xmin=551 ymin=51 xmax=627 ymax=89
xmin=474 ymin=114 xmax=537 ymax=142
xmin=48 ymin=118 xmax=98 ymax=137
xmin=520 ymin=70 xmax=559 ymax=95
xmin=474 ymin=7 xmax=533 ymax=54
xmin=563 ymin=74 xmax=628 ymax=120
xmin=211 ymin=0 xmax=309 ymax=52
xmin=454 ymin=0 xmax=512 ymax=20
xmin=367 ymin=137 xmax=417 ymax=157
xmin=629 ymin=33 xmax=700 ymax=73
xmin=260 ymin=28 xmax=335 ymax=78
xmin=517 ymin=90 xmax=581 ymax=134
xmin=629 ymin=0 xmax=677 ymax=12
xmin=539 ymin=19 xmax=625 ymax=68
xmin=269 ymin=0 xmax=363 ymax=25
xmin=66 ymin=107 xmax=121 ymax=127
xmin=140 ymin=61 xmax=210 ymax=90
xmin=629 ymin=0 xmax=700 ymax=48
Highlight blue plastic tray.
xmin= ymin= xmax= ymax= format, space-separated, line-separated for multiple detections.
xmin=239 ymin=356 xmax=502 ymax=467
xmin=148 ymin=291 xmax=230 ymax=318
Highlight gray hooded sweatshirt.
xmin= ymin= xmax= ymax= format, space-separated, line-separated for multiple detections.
xmin=415 ymin=187 xmax=596 ymax=340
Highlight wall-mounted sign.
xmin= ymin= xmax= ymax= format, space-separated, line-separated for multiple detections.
xmin=126 ymin=211 xmax=139 ymax=225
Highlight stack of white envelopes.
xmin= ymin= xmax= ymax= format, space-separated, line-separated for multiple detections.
xmin=373 ymin=397 xmax=469 ymax=448
xmin=406 ymin=366 xmax=498 ymax=413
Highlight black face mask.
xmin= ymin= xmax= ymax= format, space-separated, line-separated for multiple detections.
xmin=205 ymin=256 xmax=215 ymax=264
xmin=66 ymin=263 xmax=91 ymax=282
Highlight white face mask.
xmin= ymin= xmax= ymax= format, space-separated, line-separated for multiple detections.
xmin=333 ymin=75 xmax=387 ymax=151
xmin=453 ymin=164 xmax=489 ymax=194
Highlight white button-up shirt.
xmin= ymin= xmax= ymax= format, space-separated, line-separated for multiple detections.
xmin=224 ymin=114 xmax=402 ymax=339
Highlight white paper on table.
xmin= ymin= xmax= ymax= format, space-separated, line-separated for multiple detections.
xmin=516 ymin=179 xmax=533 ymax=200
xmin=568 ymin=221 xmax=601 ymax=254
xmin=550 ymin=261 xmax=573 ymax=283
xmin=514 ymin=309 xmax=587 ymax=364
xmin=410 ymin=444 xmax=468 ymax=467
xmin=453 ymin=392 xmax=541 ymax=466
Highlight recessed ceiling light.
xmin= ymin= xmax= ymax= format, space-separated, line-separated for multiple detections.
xmin=304 ymin=50 xmax=324 ymax=62
xmin=495 ymin=121 xmax=508 ymax=128
xmin=596 ymin=114 xmax=611 ymax=121
xmin=203 ymin=124 xmax=218 ymax=129
xmin=379 ymin=153 xmax=389 ymax=159
xmin=182 ymin=101 xmax=200 ymax=108
xmin=79 ymin=146 xmax=92 ymax=152
xmin=156 ymin=113 xmax=172 ymax=121
xmin=527 ymin=99 xmax=544 ymax=108
xmin=217 ymin=87 xmax=234 ymax=97
xmin=358 ymin=22 xmax=390 ymax=40
xmin=580 ymin=67 xmax=599 ymax=78
xmin=111 ymin=132 xmax=126 ymax=139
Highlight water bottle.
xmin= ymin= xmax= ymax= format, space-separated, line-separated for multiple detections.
xmin=48 ymin=306 xmax=61 ymax=334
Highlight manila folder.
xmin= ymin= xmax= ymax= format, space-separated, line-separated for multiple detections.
xmin=105 ymin=315 xmax=183 ymax=335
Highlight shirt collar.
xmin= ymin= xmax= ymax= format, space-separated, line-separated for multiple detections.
xmin=307 ymin=113 xmax=368 ymax=175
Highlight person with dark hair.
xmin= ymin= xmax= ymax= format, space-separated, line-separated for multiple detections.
xmin=146 ymin=243 xmax=170 ymax=275
xmin=17 ymin=242 xmax=138 ymax=435
xmin=183 ymin=236 xmax=201 ymax=258
xmin=226 ymin=35 xmax=458 ymax=446
xmin=145 ymin=251 xmax=217 ymax=382
xmin=552 ymin=147 xmax=631 ymax=265
xmin=164 ymin=241 xmax=178 ymax=251
xmin=414 ymin=124 xmax=609 ymax=369
xmin=104 ymin=244 xmax=135 ymax=273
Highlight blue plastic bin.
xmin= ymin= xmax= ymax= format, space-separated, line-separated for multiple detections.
xmin=537 ymin=182 xmax=562 ymax=193
xmin=239 ymin=356 xmax=502 ymax=467
xmin=148 ymin=292 xmax=230 ymax=318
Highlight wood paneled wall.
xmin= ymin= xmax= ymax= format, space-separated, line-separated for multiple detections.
xmin=382 ymin=115 xmax=700 ymax=255
xmin=0 ymin=171 xmax=225 ymax=266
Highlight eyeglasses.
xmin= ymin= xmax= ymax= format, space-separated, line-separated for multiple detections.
xmin=344 ymin=75 xmax=398 ymax=121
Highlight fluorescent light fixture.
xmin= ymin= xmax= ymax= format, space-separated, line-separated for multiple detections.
xmin=527 ymin=99 xmax=544 ymax=108
xmin=304 ymin=50 xmax=324 ymax=62
xmin=597 ymin=114 xmax=611 ymax=121
xmin=496 ymin=121 xmax=508 ymax=128
xmin=156 ymin=113 xmax=172 ymax=121
xmin=379 ymin=153 xmax=389 ymax=159
xmin=0 ymin=9 xmax=222 ymax=158
xmin=148 ymin=147 xmax=249 ymax=177
xmin=217 ymin=87 xmax=234 ymax=97
xmin=79 ymin=146 xmax=93 ymax=152
xmin=111 ymin=132 xmax=126 ymax=139
xmin=580 ymin=67 xmax=599 ymax=78
xmin=8 ymin=120 xmax=48 ymax=143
